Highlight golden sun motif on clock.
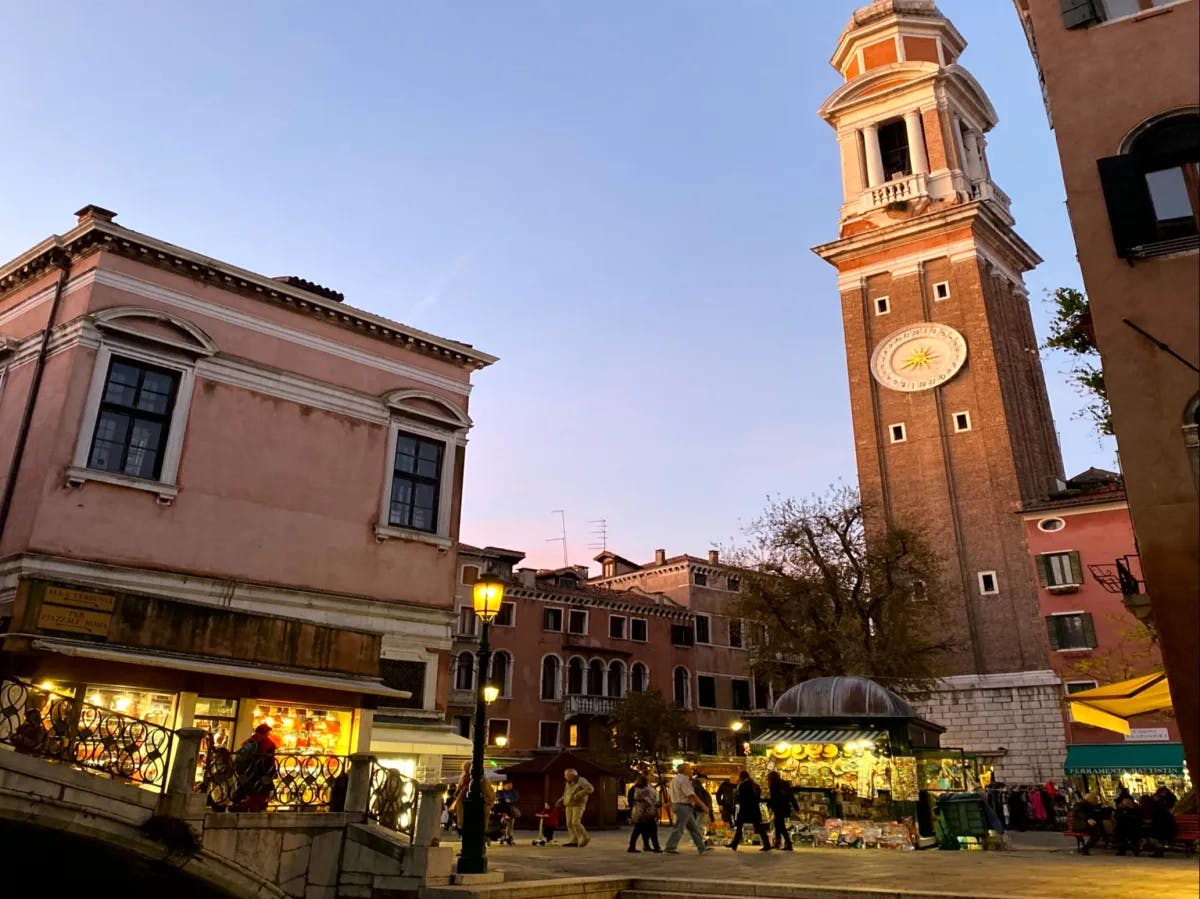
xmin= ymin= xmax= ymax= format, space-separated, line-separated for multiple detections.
xmin=900 ymin=345 xmax=938 ymax=371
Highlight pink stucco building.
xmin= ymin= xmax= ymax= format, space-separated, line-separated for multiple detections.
xmin=1021 ymin=469 xmax=1178 ymax=753
xmin=0 ymin=205 xmax=494 ymax=783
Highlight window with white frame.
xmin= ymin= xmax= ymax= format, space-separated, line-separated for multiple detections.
xmin=453 ymin=651 xmax=475 ymax=691
xmin=1064 ymin=679 xmax=1099 ymax=723
xmin=673 ymin=666 xmax=690 ymax=709
xmin=69 ymin=309 xmax=214 ymax=503
xmin=489 ymin=651 xmax=512 ymax=697
xmin=376 ymin=390 xmax=470 ymax=545
xmin=493 ymin=601 xmax=516 ymax=627
xmin=630 ymin=662 xmax=648 ymax=693
xmin=933 ymin=281 xmax=951 ymax=301
xmin=538 ymin=721 xmax=560 ymax=748
xmin=567 ymin=609 xmax=588 ymax=635
xmin=630 ymin=618 xmax=648 ymax=642
xmin=461 ymin=565 xmax=480 ymax=585
xmin=1037 ymin=551 xmax=1083 ymax=590
xmin=889 ymin=423 xmax=907 ymax=444
xmin=875 ymin=296 xmax=891 ymax=315
xmin=978 ymin=571 xmax=999 ymax=595
xmin=694 ymin=614 xmax=712 ymax=644
xmin=456 ymin=606 xmax=478 ymax=636
xmin=609 ymin=615 xmax=627 ymax=640
xmin=543 ymin=607 xmax=564 ymax=632
xmin=953 ymin=411 xmax=972 ymax=433
xmin=729 ymin=618 xmax=743 ymax=648
xmin=486 ymin=718 xmax=509 ymax=746
xmin=540 ymin=655 xmax=561 ymax=700
xmin=697 ymin=675 xmax=717 ymax=709
xmin=566 ymin=657 xmax=585 ymax=695
xmin=1046 ymin=613 xmax=1097 ymax=651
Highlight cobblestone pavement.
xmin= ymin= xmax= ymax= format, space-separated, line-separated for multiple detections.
xmin=437 ymin=828 xmax=1199 ymax=898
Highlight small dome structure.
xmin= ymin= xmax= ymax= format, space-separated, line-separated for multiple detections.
xmin=772 ymin=675 xmax=915 ymax=719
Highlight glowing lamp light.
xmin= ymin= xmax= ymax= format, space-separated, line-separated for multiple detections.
xmin=494 ymin=734 xmax=509 ymax=748
xmin=482 ymin=684 xmax=500 ymax=704
xmin=471 ymin=575 xmax=506 ymax=623
xmin=730 ymin=721 xmax=745 ymax=733
xmin=39 ymin=681 xmax=56 ymax=693
xmin=775 ymin=742 xmax=791 ymax=754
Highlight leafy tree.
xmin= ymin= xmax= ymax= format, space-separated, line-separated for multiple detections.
xmin=608 ymin=689 xmax=692 ymax=804
xmin=729 ymin=484 xmax=956 ymax=694
xmin=1064 ymin=613 xmax=1159 ymax=685
xmin=1043 ymin=287 xmax=1113 ymax=437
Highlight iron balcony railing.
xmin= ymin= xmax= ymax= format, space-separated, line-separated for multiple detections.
xmin=199 ymin=736 xmax=351 ymax=812
xmin=564 ymin=695 xmax=616 ymax=717
xmin=0 ymin=677 xmax=173 ymax=791
xmin=367 ymin=760 xmax=420 ymax=841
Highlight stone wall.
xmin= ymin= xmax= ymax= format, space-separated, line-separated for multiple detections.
xmin=910 ymin=670 xmax=1067 ymax=784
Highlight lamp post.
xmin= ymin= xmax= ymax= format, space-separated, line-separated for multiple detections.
xmin=457 ymin=574 xmax=505 ymax=876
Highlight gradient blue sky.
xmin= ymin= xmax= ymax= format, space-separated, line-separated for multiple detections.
xmin=0 ymin=1 xmax=1116 ymax=571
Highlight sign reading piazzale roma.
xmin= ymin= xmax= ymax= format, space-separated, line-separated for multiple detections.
xmin=870 ymin=323 xmax=968 ymax=393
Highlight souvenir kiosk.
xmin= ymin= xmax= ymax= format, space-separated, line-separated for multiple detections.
xmin=747 ymin=675 xmax=947 ymax=849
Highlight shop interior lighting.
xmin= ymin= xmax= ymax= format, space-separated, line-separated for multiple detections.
xmin=38 ymin=681 xmax=56 ymax=693
xmin=114 ymin=696 xmax=132 ymax=712
xmin=730 ymin=721 xmax=745 ymax=732
xmin=89 ymin=693 xmax=102 ymax=705
xmin=775 ymin=741 xmax=791 ymax=754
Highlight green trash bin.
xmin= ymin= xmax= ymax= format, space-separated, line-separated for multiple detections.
xmin=935 ymin=794 xmax=989 ymax=850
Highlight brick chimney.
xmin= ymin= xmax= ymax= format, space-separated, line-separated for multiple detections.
xmin=75 ymin=205 xmax=117 ymax=225
xmin=654 ymin=549 xmax=666 ymax=566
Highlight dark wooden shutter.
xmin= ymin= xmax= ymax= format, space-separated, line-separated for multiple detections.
xmin=1034 ymin=554 xmax=1052 ymax=586
xmin=1045 ymin=616 xmax=1062 ymax=650
xmin=1069 ymin=551 xmax=1084 ymax=586
xmin=1060 ymin=0 xmax=1101 ymax=28
xmin=1098 ymin=154 xmax=1159 ymax=257
xmin=1081 ymin=613 xmax=1097 ymax=649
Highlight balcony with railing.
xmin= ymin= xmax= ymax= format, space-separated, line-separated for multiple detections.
xmin=563 ymin=695 xmax=617 ymax=718
xmin=1088 ymin=554 xmax=1153 ymax=631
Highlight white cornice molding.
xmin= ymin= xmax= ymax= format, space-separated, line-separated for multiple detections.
xmin=1019 ymin=499 xmax=1129 ymax=519
xmin=0 ymin=268 xmax=96 ymax=328
xmin=92 ymin=269 xmax=475 ymax=398
xmin=0 ymin=553 xmax=454 ymax=641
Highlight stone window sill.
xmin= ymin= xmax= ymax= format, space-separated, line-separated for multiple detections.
xmin=1046 ymin=584 xmax=1081 ymax=594
xmin=373 ymin=524 xmax=452 ymax=549
xmin=65 ymin=466 xmax=178 ymax=505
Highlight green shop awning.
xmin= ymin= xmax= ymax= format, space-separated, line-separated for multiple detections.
xmin=1064 ymin=742 xmax=1185 ymax=775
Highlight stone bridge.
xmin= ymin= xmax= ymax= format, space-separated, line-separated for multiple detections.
xmin=0 ymin=733 xmax=452 ymax=899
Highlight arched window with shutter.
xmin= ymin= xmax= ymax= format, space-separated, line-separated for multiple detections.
xmin=454 ymin=651 xmax=475 ymax=691
xmin=541 ymin=655 xmax=562 ymax=701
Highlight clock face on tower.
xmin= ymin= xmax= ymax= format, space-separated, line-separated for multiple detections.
xmin=870 ymin=323 xmax=968 ymax=393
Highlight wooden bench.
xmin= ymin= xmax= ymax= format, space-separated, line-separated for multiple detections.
xmin=1168 ymin=814 xmax=1198 ymax=856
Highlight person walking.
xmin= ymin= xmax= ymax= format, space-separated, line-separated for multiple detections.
xmin=766 ymin=770 xmax=798 ymax=850
xmin=728 ymin=770 xmax=771 ymax=851
xmin=448 ymin=760 xmax=495 ymax=833
xmin=628 ymin=774 xmax=663 ymax=853
xmin=664 ymin=762 xmax=711 ymax=854
xmin=716 ymin=775 xmax=737 ymax=827
xmin=556 ymin=768 xmax=593 ymax=847
xmin=693 ymin=770 xmax=715 ymax=835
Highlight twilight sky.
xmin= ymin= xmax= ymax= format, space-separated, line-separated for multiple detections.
xmin=0 ymin=1 xmax=1116 ymax=571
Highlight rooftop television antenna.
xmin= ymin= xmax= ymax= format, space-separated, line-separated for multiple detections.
xmin=587 ymin=518 xmax=608 ymax=553
xmin=547 ymin=510 xmax=568 ymax=568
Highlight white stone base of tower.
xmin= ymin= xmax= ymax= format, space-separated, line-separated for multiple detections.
xmin=910 ymin=671 xmax=1068 ymax=785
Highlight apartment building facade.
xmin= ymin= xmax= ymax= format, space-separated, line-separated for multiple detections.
xmin=0 ymin=205 xmax=493 ymax=782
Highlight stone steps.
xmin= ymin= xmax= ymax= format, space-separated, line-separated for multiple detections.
xmin=421 ymin=877 xmax=1011 ymax=899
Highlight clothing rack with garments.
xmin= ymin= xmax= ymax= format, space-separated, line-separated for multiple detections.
xmin=985 ymin=783 xmax=1066 ymax=831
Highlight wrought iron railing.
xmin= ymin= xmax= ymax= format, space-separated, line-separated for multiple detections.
xmin=0 ymin=678 xmax=173 ymax=791
xmin=367 ymin=760 xmax=419 ymax=841
xmin=564 ymin=694 xmax=616 ymax=717
xmin=1089 ymin=554 xmax=1145 ymax=597
xmin=199 ymin=737 xmax=352 ymax=812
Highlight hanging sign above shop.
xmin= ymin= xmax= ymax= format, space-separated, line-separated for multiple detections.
xmin=1124 ymin=728 xmax=1170 ymax=743
xmin=35 ymin=585 xmax=115 ymax=637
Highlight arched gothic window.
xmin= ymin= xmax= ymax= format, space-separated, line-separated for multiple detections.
xmin=607 ymin=660 xmax=626 ymax=698
xmin=489 ymin=651 xmax=511 ymax=697
xmin=541 ymin=655 xmax=561 ymax=701
xmin=673 ymin=666 xmax=690 ymax=709
xmin=567 ymin=657 xmax=585 ymax=696
xmin=630 ymin=662 xmax=647 ymax=694
xmin=454 ymin=651 xmax=475 ymax=691
xmin=587 ymin=659 xmax=605 ymax=696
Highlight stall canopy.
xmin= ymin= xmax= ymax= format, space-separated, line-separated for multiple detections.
xmin=1065 ymin=672 xmax=1173 ymax=735
xmin=1064 ymin=743 xmax=1185 ymax=775
xmin=750 ymin=727 xmax=878 ymax=746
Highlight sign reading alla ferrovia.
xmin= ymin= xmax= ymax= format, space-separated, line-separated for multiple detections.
xmin=34 ymin=583 xmax=115 ymax=637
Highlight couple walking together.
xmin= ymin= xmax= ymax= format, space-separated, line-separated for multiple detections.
xmin=657 ymin=764 xmax=798 ymax=854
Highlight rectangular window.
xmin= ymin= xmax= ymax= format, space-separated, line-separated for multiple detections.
xmin=875 ymin=296 xmax=891 ymax=315
xmin=543 ymin=607 xmax=564 ymax=631
xmin=538 ymin=721 xmax=560 ymax=748
xmin=731 ymin=679 xmax=751 ymax=711
xmin=567 ymin=609 xmax=588 ymax=635
xmin=697 ymin=675 xmax=717 ymax=709
xmin=454 ymin=716 xmax=471 ymax=738
xmin=609 ymin=615 xmax=627 ymax=640
xmin=934 ymin=281 xmax=951 ymax=301
xmin=953 ymin=411 xmax=972 ymax=433
xmin=698 ymin=730 xmax=718 ymax=756
xmin=1038 ymin=551 xmax=1083 ymax=589
xmin=457 ymin=606 xmax=478 ymax=636
xmin=727 ymin=576 xmax=741 ymax=593
xmin=567 ymin=723 xmax=579 ymax=748
xmin=695 ymin=614 xmax=712 ymax=644
xmin=630 ymin=618 xmax=648 ymax=642
xmin=493 ymin=601 xmax=516 ymax=627
xmin=729 ymin=618 xmax=743 ymax=648
xmin=1065 ymin=680 xmax=1098 ymax=695
xmin=671 ymin=624 xmax=695 ymax=647
xmin=461 ymin=565 xmax=480 ymax=585
xmin=87 ymin=357 xmax=180 ymax=481
xmin=487 ymin=719 xmax=510 ymax=745
xmin=889 ymin=423 xmax=907 ymax=444
xmin=693 ymin=571 xmax=708 ymax=587
xmin=978 ymin=571 xmax=999 ymax=595
xmin=878 ymin=118 xmax=911 ymax=181
xmin=1046 ymin=613 xmax=1097 ymax=651
xmin=388 ymin=431 xmax=444 ymax=533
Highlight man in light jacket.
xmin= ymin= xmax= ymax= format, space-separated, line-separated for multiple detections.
xmin=556 ymin=768 xmax=594 ymax=847
xmin=663 ymin=762 xmax=711 ymax=854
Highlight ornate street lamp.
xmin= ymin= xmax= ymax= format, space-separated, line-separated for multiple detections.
xmin=482 ymin=683 xmax=500 ymax=704
xmin=457 ymin=574 xmax=505 ymax=875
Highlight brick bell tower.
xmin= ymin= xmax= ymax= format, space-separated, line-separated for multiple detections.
xmin=813 ymin=1 xmax=1065 ymax=682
